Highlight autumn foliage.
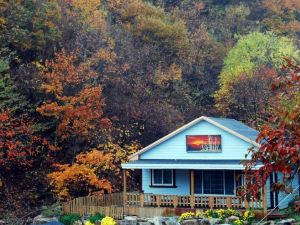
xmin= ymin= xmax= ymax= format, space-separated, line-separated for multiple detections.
xmin=245 ymin=60 xmax=300 ymax=197
xmin=48 ymin=149 xmax=114 ymax=200
xmin=0 ymin=111 xmax=54 ymax=171
xmin=37 ymin=50 xmax=111 ymax=140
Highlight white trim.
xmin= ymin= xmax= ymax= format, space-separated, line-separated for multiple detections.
xmin=122 ymin=163 xmax=262 ymax=170
xmin=128 ymin=116 xmax=260 ymax=161
xmin=151 ymin=169 xmax=174 ymax=186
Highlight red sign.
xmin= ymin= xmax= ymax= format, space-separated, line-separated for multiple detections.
xmin=186 ymin=135 xmax=221 ymax=152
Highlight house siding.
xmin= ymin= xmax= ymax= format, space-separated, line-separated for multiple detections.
xmin=140 ymin=121 xmax=255 ymax=160
xmin=278 ymin=173 xmax=299 ymax=209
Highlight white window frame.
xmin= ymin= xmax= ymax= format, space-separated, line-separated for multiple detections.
xmin=151 ymin=169 xmax=174 ymax=186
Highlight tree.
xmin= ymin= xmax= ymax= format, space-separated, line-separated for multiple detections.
xmin=48 ymin=149 xmax=113 ymax=200
xmin=215 ymin=32 xmax=299 ymax=124
xmin=262 ymin=0 xmax=300 ymax=42
xmin=37 ymin=50 xmax=111 ymax=153
xmin=0 ymin=111 xmax=55 ymax=216
xmin=244 ymin=60 xmax=300 ymax=198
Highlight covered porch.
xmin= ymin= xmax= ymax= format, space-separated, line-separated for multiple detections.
xmin=122 ymin=159 xmax=267 ymax=212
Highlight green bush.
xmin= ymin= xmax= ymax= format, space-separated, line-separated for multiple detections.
xmin=59 ymin=214 xmax=81 ymax=225
xmin=41 ymin=203 xmax=63 ymax=217
xmin=88 ymin=213 xmax=104 ymax=223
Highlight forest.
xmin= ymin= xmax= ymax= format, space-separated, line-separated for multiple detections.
xmin=0 ymin=0 xmax=299 ymax=220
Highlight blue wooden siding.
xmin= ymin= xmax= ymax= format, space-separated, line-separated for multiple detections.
xmin=140 ymin=120 xmax=255 ymax=160
xmin=142 ymin=169 xmax=190 ymax=195
xmin=278 ymin=173 xmax=299 ymax=209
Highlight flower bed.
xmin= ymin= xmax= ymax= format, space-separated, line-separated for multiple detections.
xmin=179 ymin=209 xmax=255 ymax=225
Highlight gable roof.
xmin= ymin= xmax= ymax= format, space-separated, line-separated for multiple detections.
xmin=129 ymin=116 xmax=260 ymax=161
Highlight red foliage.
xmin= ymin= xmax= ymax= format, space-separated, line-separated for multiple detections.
xmin=245 ymin=60 xmax=300 ymax=198
xmin=0 ymin=111 xmax=56 ymax=171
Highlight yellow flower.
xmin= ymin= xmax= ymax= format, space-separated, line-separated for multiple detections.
xmin=85 ymin=221 xmax=95 ymax=225
xmin=179 ymin=212 xmax=195 ymax=221
xmin=101 ymin=217 xmax=116 ymax=225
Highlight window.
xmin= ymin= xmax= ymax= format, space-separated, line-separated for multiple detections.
xmin=152 ymin=169 xmax=174 ymax=186
xmin=194 ymin=170 xmax=235 ymax=195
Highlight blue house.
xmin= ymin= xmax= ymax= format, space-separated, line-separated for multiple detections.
xmin=122 ymin=116 xmax=299 ymax=211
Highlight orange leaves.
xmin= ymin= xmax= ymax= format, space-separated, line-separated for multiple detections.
xmin=37 ymin=50 xmax=111 ymax=141
xmin=48 ymin=149 xmax=113 ymax=200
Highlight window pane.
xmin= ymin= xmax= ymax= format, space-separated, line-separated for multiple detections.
xmin=225 ymin=171 xmax=235 ymax=195
xmin=153 ymin=169 xmax=162 ymax=184
xmin=163 ymin=169 xmax=173 ymax=184
xmin=194 ymin=170 xmax=202 ymax=194
xmin=203 ymin=171 xmax=224 ymax=194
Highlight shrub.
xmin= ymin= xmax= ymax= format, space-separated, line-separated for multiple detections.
xmin=59 ymin=214 xmax=81 ymax=225
xmin=224 ymin=209 xmax=239 ymax=218
xmin=178 ymin=212 xmax=195 ymax=221
xmin=101 ymin=216 xmax=116 ymax=225
xmin=41 ymin=203 xmax=63 ymax=217
xmin=204 ymin=209 xmax=218 ymax=218
xmin=89 ymin=213 xmax=104 ymax=223
xmin=233 ymin=219 xmax=243 ymax=225
xmin=242 ymin=210 xmax=255 ymax=222
xmin=85 ymin=221 xmax=95 ymax=225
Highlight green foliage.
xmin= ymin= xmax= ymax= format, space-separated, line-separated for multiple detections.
xmin=0 ymin=0 xmax=62 ymax=60
xmin=59 ymin=214 xmax=81 ymax=225
xmin=220 ymin=32 xmax=299 ymax=86
xmin=88 ymin=213 xmax=105 ymax=223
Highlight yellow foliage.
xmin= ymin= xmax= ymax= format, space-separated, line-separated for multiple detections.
xmin=101 ymin=217 xmax=116 ymax=225
xmin=68 ymin=0 xmax=106 ymax=31
xmin=154 ymin=63 xmax=182 ymax=85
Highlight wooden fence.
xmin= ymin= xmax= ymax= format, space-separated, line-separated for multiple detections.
xmin=126 ymin=192 xmax=264 ymax=209
xmin=62 ymin=193 xmax=124 ymax=219
xmin=62 ymin=192 xmax=265 ymax=219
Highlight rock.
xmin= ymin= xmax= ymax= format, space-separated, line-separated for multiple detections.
xmin=208 ymin=218 xmax=222 ymax=225
xmin=0 ymin=220 xmax=5 ymax=225
xmin=180 ymin=219 xmax=200 ymax=225
xmin=119 ymin=219 xmax=138 ymax=225
xmin=254 ymin=221 xmax=275 ymax=225
xmin=165 ymin=217 xmax=179 ymax=225
xmin=276 ymin=218 xmax=296 ymax=225
xmin=38 ymin=222 xmax=63 ymax=225
xmin=32 ymin=215 xmax=59 ymax=225
xmin=138 ymin=222 xmax=154 ymax=225
xmin=95 ymin=220 xmax=102 ymax=225
xmin=198 ymin=219 xmax=210 ymax=225
xmin=125 ymin=216 xmax=138 ymax=221
xmin=225 ymin=216 xmax=239 ymax=224
xmin=73 ymin=220 xmax=83 ymax=225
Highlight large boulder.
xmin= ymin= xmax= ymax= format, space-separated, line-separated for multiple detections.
xmin=225 ymin=216 xmax=239 ymax=224
xmin=165 ymin=217 xmax=179 ymax=225
xmin=208 ymin=218 xmax=222 ymax=225
xmin=73 ymin=220 xmax=83 ymax=225
xmin=119 ymin=217 xmax=138 ymax=225
xmin=32 ymin=215 xmax=59 ymax=225
xmin=38 ymin=223 xmax=63 ymax=225
xmin=180 ymin=219 xmax=200 ymax=225
xmin=198 ymin=219 xmax=210 ymax=225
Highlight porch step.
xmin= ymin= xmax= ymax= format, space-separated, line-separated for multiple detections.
xmin=267 ymin=210 xmax=288 ymax=220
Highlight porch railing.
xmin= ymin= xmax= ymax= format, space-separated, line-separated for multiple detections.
xmin=126 ymin=192 xmax=264 ymax=209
